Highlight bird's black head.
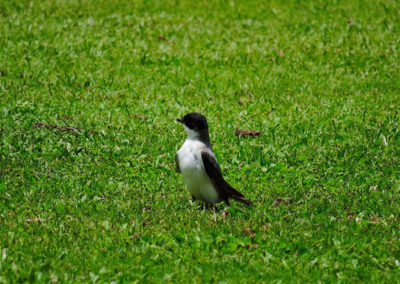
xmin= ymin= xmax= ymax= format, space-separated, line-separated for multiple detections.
xmin=177 ymin=113 xmax=209 ymax=131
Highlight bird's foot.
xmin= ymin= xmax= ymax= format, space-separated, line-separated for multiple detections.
xmin=199 ymin=203 xmax=219 ymax=212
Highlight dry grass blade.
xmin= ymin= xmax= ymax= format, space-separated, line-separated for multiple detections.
xmin=32 ymin=122 xmax=81 ymax=133
xmin=235 ymin=128 xmax=261 ymax=137
xmin=243 ymin=226 xmax=256 ymax=238
xmin=131 ymin=113 xmax=147 ymax=120
xmin=26 ymin=217 xmax=44 ymax=223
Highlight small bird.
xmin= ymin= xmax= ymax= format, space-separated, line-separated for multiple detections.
xmin=175 ymin=113 xmax=251 ymax=206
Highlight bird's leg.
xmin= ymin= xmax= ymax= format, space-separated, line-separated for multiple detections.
xmin=204 ymin=203 xmax=219 ymax=212
xmin=211 ymin=204 xmax=220 ymax=212
xmin=198 ymin=202 xmax=212 ymax=210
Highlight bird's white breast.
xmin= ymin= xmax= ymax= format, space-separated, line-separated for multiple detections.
xmin=177 ymin=139 xmax=220 ymax=203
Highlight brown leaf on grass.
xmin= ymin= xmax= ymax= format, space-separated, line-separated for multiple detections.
xmin=238 ymin=100 xmax=243 ymax=105
xmin=157 ymin=35 xmax=167 ymax=41
xmin=32 ymin=122 xmax=81 ymax=133
xmin=243 ymin=226 xmax=256 ymax=238
xmin=273 ymin=198 xmax=284 ymax=207
xmin=235 ymin=128 xmax=261 ymax=137
xmin=279 ymin=50 xmax=284 ymax=57
xmin=347 ymin=19 xmax=354 ymax=25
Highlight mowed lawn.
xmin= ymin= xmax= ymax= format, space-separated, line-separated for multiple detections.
xmin=1 ymin=0 xmax=400 ymax=282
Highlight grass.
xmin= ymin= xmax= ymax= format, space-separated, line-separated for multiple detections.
xmin=1 ymin=0 xmax=400 ymax=282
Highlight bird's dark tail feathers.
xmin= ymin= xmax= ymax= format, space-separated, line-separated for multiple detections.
xmin=231 ymin=195 xmax=252 ymax=206
xmin=224 ymin=183 xmax=252 ymax=206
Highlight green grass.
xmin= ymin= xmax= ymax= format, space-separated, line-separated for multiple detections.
xmin=1 ymin=0 xmax=400 ymax=282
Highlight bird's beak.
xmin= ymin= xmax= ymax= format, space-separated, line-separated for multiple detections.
xmin=176 ymin=118 xmax=183 ymax=123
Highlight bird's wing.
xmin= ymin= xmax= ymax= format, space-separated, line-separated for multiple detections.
xmin=201 ymin=151 xmax=245 ymax=200
xmin=175 ymin=153 xmax=180 ymax=173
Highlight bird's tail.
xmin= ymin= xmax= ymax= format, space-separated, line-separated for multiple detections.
xmin=231 ymin=195 xmax=252 ymax=206
xmin=224 ymin=181 xmax=252 ymax=206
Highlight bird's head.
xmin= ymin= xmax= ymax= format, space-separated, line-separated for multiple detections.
xmin=177 ymin=112 xmax=209 ymax=139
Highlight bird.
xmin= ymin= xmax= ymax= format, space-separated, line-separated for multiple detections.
xmin=175 ymin=112 xmax=251 ymax=207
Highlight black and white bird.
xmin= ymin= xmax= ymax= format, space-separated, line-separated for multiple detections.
xmin=175 ymin=113 xmax=251 ymax=206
